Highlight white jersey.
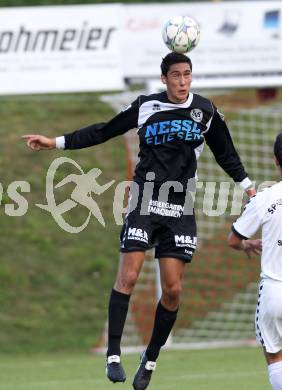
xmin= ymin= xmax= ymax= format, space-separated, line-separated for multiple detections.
xmin=233 ymin=181 xmax=282 ymax=281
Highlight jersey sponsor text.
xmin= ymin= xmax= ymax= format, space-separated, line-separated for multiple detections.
xmin=268 ymin=198 xmax=282 ymax=214
xmin=148 ymin=200 xmax=184 ymax=218
xmin=144 ymin=119 xmax=202 ymax=145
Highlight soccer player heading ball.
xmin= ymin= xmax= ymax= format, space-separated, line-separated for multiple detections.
xmin=23 ymin=52 xmax=255 ymax=390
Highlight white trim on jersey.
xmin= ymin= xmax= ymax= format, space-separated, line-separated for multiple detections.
xmin=194 ymin=143 xmax=205 ymax=182
xmin=194 ymin=142 xmax=204 ymax=161
xmin=56 ymin=136 xmax=65 ymax=149
xmin=201 ymin=101 xmax=214 ymax=135
xmin=137 ymin=93 xmax=194 ymax=128
xmin=233 ymin=181 xmax=282 ymax=281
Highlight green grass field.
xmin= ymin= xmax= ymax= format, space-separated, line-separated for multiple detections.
xmin=0 ymin=347 xmax=270 ymax=390
xmin=0 ymin=93 xmax=126 ymax=352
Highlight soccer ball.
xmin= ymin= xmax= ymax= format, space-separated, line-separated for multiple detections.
xmin=162 ymin=15 xmax=200 ymax=54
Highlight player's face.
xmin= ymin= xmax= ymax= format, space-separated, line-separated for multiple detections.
xmin=161 ymin=63 xmax=192 ymax=104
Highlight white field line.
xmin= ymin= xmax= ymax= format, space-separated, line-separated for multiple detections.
xmin=93 ymin=340 xmax=259 ymax=354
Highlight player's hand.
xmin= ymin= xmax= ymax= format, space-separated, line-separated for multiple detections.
xmin=242 ymin=239 xmax=262 ymax=258
xmin=245 ymin=187 xmax=256 ymax=198
xmin=22 ymin=134 xmax=56 ymax=151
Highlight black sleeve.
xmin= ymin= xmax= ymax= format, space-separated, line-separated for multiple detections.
xmin=204 ymin=106 xmax=248 ymax=182
xmin=231 ymin=225 xmax=248 ymax=240
xmin=64 ymin=99 xmax=139 ymax=149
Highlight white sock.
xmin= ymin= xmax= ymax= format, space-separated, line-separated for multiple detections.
xmin=268 ymin=361 xmax=282 ymax=390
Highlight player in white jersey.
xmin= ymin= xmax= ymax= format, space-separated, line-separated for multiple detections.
xmin=228 ymin=133 xmax=282 ymax=390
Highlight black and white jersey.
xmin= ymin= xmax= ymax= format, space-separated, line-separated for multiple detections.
xmin=233 ymin=181 xmax=282 ymax=281
xmin=60 ymin=91 xmax=248 ymax=187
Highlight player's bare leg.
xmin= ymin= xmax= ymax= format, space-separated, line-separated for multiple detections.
xmin=133 ymin=258 xmax=185 ymax=390
xmin=106 ymin=251 xmax=145 ymax=383
xmin=114 ymin=251 xmax=146 ymax=294
xmin=264 ymin=348 xmax=282 ymax=390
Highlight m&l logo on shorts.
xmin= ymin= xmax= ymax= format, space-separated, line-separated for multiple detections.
xmin=174 ymin=235 xmax=197 ymax=248
xmin=127 ymin=227 xmax=148 ymax=243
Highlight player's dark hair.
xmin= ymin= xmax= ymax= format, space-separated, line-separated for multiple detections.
xmin=274 ymin=133 xmax=282 ymax=168
xmin=161 ymin=52 xmax=192 ymax=76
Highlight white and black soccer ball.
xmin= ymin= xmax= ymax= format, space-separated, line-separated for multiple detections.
xmin=162 ymin=15 xmax=200 ymax=54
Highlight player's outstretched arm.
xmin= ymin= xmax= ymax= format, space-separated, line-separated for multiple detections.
xmin=22 ymin=134 xmax=56 ymax=151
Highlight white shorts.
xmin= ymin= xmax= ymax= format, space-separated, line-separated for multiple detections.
xmin=255 ymin=279 xmax=282 ymax=353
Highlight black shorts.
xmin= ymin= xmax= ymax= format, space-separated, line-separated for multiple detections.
xmin=120 ymin=183 xmax=197 ymax=262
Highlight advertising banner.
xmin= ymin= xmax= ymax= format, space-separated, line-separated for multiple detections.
xmin=122 ymin=1 xmax=282 ymax=79
xmin=0 ymin=2 xmax=282 ymax=94
xmin=0 ymin=4 xmax=124 ymax=94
